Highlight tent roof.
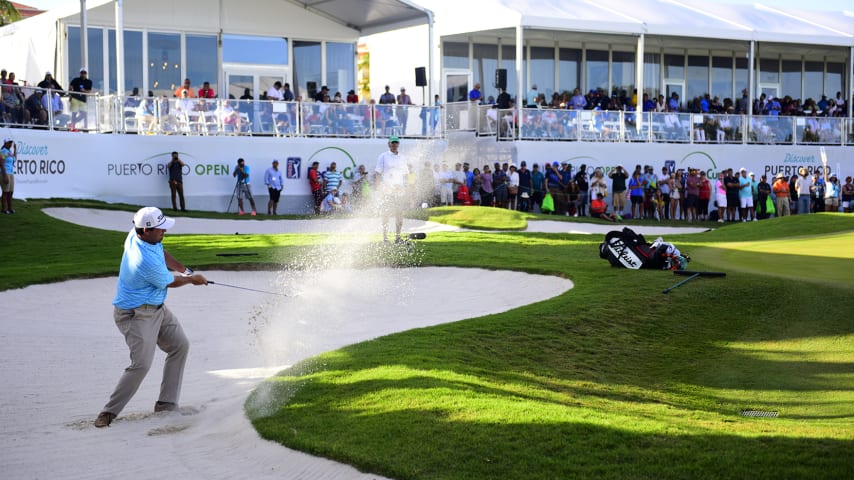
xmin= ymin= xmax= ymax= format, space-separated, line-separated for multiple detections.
xmin=431 ymin=0 xmax=854 ymax=47
xmin=293 ymin=0 xmax=433 ymax=36
xmin=20 ymin=0 xmax=432 ymax=37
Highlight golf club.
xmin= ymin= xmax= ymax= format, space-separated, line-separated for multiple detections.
xmin=662 ymin=270 xmax=726 ymax=294
xmin=209 ymin=280 xmax=294 ymax=297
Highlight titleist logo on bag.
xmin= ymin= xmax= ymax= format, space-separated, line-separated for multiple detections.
xmin=606 ymin=238 xmax=643 ymax=269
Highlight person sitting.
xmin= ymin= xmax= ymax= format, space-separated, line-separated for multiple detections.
xmin=320 ymin=187 xmax=341 ymax=214
xmin=198 ymin=81 xmax=216 ymax=99
xmin=25 ymin=89 xmax=48 ymax=126
xmin=590 ymin=193 xmax=619 ymax=222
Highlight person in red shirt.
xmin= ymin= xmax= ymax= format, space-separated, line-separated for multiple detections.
xmin=698 ymin=171 xmax=711 ymax=221
xmin=590 ymin=193 xmax=619 ymax=222
xmin=198 ymin=81 xmax=216 ymax=99
xmin=346 ymin=89 xmax=359 ymax=103
xmin=308 ymin=161 xmax=324 ymax=214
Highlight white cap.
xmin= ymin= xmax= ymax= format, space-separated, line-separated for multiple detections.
xmin=133 ymin=207 xmax=175 ymax=230
xmin=3 ymin=137 xmax=12 ymax=144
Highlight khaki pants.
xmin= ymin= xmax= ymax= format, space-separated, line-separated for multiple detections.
xmin=102 ymin=304 xmax=189 ymax=415
xmin=775 ymin=196 xmax=790 ymax=217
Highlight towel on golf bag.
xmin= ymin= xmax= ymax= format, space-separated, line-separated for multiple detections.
xmin=599 ymin=227 xmax=688 ymax=270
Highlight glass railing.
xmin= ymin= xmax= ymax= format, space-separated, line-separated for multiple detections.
xmin=2 ymin=88 xmax=850 ymax=146
xmin=457 ymin=103 xmax=851 ymax=146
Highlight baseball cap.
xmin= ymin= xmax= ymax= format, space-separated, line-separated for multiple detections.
xmin=388 ymin=135 xmax=400 ymax=143
xmin=749 ymin=171 xmax=755 ymax=176
xmin=552 ymin=161 xmax=560 ymax=167
xmin=520 ymin=161 xmax=526 ymax=166
xmin=45 ymin=71 xmax=52 ymax=76
xmin=133 ymin=207 xmax=175 ymax=230
xmin=3 ymin=137 xmax=12 ymax=144
xmin=79 ymin=67 xmax=87 ymax=73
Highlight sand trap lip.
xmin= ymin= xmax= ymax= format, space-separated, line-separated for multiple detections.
xmin=1 ymin=268 xmax=572 ymax=480
xmin=43 ymin=207 xmax=708 ymax=236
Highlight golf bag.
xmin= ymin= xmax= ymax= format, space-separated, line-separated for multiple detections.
xmin=599 ymin=227 xmax=688 ymax=270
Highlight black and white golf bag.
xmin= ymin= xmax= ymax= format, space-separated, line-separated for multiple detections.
xmin=599 ymin=228 xmax=687 ymax=270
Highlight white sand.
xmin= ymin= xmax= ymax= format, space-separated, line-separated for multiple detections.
xmin=3 ymin=207 xmax=697 ymax=479
xmin=1 ymin=268 xmax=572 ymax=479
xmin=43 ymin=207 xmax=708 ymax=236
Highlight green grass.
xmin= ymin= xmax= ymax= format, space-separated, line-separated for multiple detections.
xmin=4 ymin=199 xmax=854 ymax=479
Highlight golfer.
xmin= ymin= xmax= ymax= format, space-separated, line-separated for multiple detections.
xmin=95 ymin=207 xmax=208 ymax=428
xmin=233 ymin=158 xmax=257 ymax=216
xmin=375 ymin=135 xmax=409 ymax=243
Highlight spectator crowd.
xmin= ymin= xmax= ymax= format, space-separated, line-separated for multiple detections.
xmin=307 ymin=158 xmax=854 ymax=221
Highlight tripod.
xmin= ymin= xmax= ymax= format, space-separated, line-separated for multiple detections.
xmin=225 ymin=176 xmax=240 ymax=213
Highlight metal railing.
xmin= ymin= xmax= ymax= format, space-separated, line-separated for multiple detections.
xmin=2 ymin=85 xmax=851 ymax=146
xmin=457 ymin=102 xmax=852 ymax=146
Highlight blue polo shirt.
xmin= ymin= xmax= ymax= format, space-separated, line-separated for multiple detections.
xmin=113 ymin=230 xmax=174 ymax=309
xmin=1 ymin=146 xmax=15 ymax=174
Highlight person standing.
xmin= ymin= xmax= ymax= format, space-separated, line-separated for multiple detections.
xmin=308 ymin=161 xmax=323 ymax=214
xmin=167 ymin=152 xmax=187 ymax=212
xmin=1 ymin=137 xmax=16 ymax=214
xmin=714 ymin=171 xmax=727 ymax=223
xmin=396 ymin=87 xmax=413 ymax=134
xmin=772 ymin=173 xmax=791 ymax=217
xmin=264 ymin=159 xmax=284 ymax=215
xmin=375 ymin=135 xmax=410 ymax=244
xmin=94 ymin=207 xmax=208 ymax=428
xmin=756 ymin=174 xmax=772 ymax=219
xmin=516 ymin=161 xmax=533 ymax=212
xmin=737 ymin=168 xmax=755 ymax=221
xmin=794 ymin=167 xmax=813 ymax=214
xmin=69 ymin=68 xmax=93 ymax=130
xmin=233 ymin=158 xmax=257 ymax=216
xmin=609 ymin=165 xmax=628 ymax=218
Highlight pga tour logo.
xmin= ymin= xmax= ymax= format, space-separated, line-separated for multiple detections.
xmin=609 ymin=239 xmax=642 ymax=269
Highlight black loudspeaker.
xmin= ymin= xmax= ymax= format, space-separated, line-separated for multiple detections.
xmin=494 ymin=68 xmax=507 ymax=90
xmin=415 ymin=67 xmax=427 ymax=87
xmin=306 ymin=81 xmax=317 ymax=99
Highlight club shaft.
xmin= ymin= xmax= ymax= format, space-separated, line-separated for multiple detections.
xmin=209 ymin=281 xmax=289 ymax=297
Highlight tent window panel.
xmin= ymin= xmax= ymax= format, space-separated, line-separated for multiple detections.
xmin=663 ymin=54 xmax=684 ymax=80
xmin=711 ymin=56 xmax=732 ymax=102
xmin=530 ymin=46 xmax=555 ymax=98
xmin=68 ymin=26 xmax=105 ymax=92
xmin=293 ymin=40 xmax=321 ymax=100
xmin=780 ymin=60 xmax=802 ymax=101
xmin=186 ymin=35 xmax=218 ymax=95
xmin=611 ymin=51 xmax=634 ymax=98
xmin=734 ymin=57 xmax=748 ymax=99
xmin=644 ymin=53 xmax=660 ymax=99
xmin=500 ymin=45 xmax=522 ymax=102
xmin=222 ymin=34 xmax=288 ymax=65
xmin=586 ymin=50 xmax=609 ymax=93
xmin=147 ymin=32 xmax=180 ymax=97
xmin=559 ymin=48 xmax=581 ymax=93
xmin=759 ymin=58 xmax=779 ymax=84
xmin=326 ymin=42 xmax=355 ymax=97
xmin=108 ymin=29 xmax=143 ymax=95
xmin=686 ymin=55 xmax=708 ymax=101
xmin=443 ymin=42 xmax=469 ymax=70
xmin=804 ymin=61 xmax=823 ymax=102
xmin=474 ymin=43 xmax=499 ymax=101
xmin=825 ymin=62 xmax=844 ymax=101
